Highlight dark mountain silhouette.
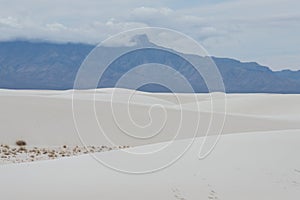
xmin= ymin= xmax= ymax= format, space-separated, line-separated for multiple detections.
xmin=0 ymin=39 xmax=299 ymax=93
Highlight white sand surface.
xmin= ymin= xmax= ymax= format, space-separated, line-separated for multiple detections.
xmin=0 ymin=130 xmax=299 ymax=200
xmin=0 ymin=89 xmax=299 ymax=199
xmin=0 ymin=89 xmax=299 ymax=146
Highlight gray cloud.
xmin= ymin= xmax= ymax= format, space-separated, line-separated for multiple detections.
xmin=0 ymin=0 xmax=299 ymax=70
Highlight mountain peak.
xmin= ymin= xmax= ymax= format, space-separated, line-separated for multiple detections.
xmin=130 ymin=34 xmax=152 ymax=46
xmin=1 ymin=40 xmax=300 ymax=93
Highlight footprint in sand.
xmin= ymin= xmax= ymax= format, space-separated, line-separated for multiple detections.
xmin=172 ymin=188 xmax=186 ymax=200
xmin=207 ymin=184 xmax=219 ymax=200
xmin=208 ymin=189 xmax=218 ymax=200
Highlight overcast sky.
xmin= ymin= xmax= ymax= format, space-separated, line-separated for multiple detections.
xmin=0 ymin=0 xmax=299 ymax=70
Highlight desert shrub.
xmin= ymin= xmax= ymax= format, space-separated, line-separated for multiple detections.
xmin=16 ymin=140 xmax=27 ymax=146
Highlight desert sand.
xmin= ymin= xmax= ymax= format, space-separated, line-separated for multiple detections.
xmin=0 ymin=89 xmax=299 ymax=199
xmin=0 ymin=89 xmax=299 ymax=146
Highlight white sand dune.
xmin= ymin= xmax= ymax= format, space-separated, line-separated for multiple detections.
xmin=0 ymin=89 xmax=299 ymax=146
xmin=0 ymin=89 xmax=299 ymax=199
xmin=0 ymin=130 xmax=299 ymax=200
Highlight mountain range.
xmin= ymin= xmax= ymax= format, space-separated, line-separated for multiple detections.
xmin=0 ymin=38 xmax=299 ymax=93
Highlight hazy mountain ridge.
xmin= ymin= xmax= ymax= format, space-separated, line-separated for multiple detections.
xmin=0 ymin=40 xmax=299 ymax=93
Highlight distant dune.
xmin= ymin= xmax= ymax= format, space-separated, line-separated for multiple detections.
xmin=0 ymin=89 xmax=299 ymax=147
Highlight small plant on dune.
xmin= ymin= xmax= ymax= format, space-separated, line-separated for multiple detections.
xmin=16 ymin=140 xmax=27 ymax=146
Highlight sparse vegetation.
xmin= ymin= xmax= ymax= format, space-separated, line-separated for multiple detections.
xmin=0 ymin=144 xmax=130 ymax=164
xmin=16 ymin=140 xmax=27 ymax=146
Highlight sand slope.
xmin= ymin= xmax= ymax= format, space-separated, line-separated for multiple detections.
xmin=0 ymin=130 xmax=299 ymax=200
xmin=0 ymin=89 xmax=300 ymax=199
xmin=0 ymin=89 xmax=299 ymax=146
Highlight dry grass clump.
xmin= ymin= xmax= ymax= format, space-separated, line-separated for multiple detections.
xmin=16 ymin=140 xmax=27 ymax=146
